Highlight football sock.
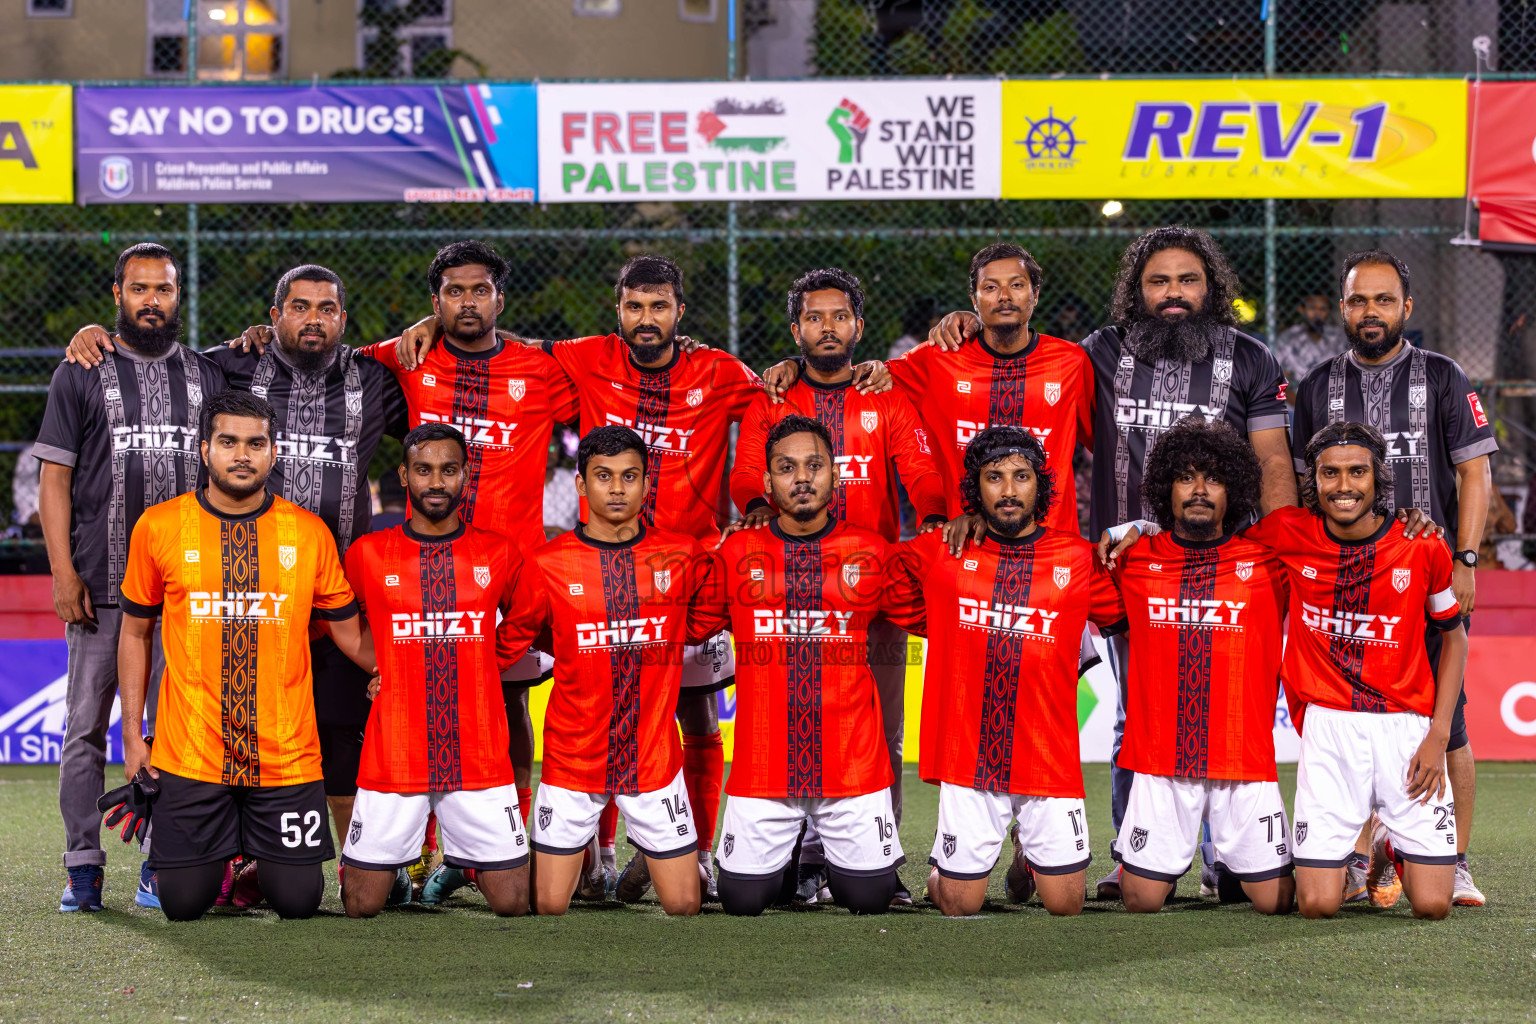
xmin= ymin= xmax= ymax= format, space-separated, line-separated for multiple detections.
xmin=518 ymin=786 xmax=533 ymax=827
xmin=682 ymin=730 xmax=725 ymax=847
xmin=598 ymin=800 xmax=619 ymax=849
xmin=423 ymin=812 xmax=439 ymax=853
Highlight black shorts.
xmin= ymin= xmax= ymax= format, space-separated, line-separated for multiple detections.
xmin=146 ymin=771 xmax=335 ymax=870
xmin=318 ymin=724 xmax=366 ymax=797
xmin=311 ymin=636 xmax=373 ymax=727
xmin=1426 ymin=616 xmax=1471 ymax=752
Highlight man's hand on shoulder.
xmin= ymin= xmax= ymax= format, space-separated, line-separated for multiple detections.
xmin=928 ymin=311 xmax=979 ymax=352
xmin=227 ymin=324 xmax=274 ymax=355
xmin=64 ymin=324 xmax=114 ymax=367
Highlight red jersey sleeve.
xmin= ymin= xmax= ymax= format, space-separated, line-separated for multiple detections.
xmin=1073 ymin=348 xmax=1096 ymax=448
xmin=886 ymin=342 xmax=931 ymax=399
xmin=310 ymin=524 xmax=357 ymax=617
xmin=1241 ymin=505 xmax=1305 ymax=549
xmin=357 ymin=338 xmax=402 ymax=371
xmin=883 ymin=536 xmax=930 ymax=636
xmin=496 ymin=555 xmax=548 ymax=671
xmin=686 ymin=548 xmax=732 ymax=641
xmin=715 ymin=352 xmax=766 ymax=422
xmin=886 ymin=392 xmax=947 ymax=522
xmin=1423 ymin=542 xmax=1462 ymax=631
xmin=1089 ymin=557 xmax=1127 ymax=633
xmin=544 ymin=335 xmax=606 ymax=389
xmin=730 ymin=393 xmax=775 ymax=515
xmin=343 ymin=539 xmax=368 ymax=615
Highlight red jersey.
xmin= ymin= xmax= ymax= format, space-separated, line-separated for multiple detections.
xmin=1245 ymin=507 xmax=1461 ymax=721
xmin=693 ymin=519 xmax=922 ymax=799
xmin=344 ymin=522 xmax=523 ymax=793
xmin=888 ymin=334 xmax=1094 ymax=535
xmin=900 ymin=528 xmax=1125 ymax=798
xmin=731 ymin=378 xmax=948 ymax=543
xmin=361 ymin=337 xmax=579 ymax=549
xmin=1114 ymin=532 xmax=1288 ymax=782
xmin=544 ymin=336 xmax=764 ymax=542
xmin=498 ymin=524 xmax=716 ymax=795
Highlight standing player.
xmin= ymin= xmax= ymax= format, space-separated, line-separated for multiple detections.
xmin=1292 ymin=250 xmax=1496 ymax=907
xmin=499 ymin=425 xmax=719 ymax=916
xmin=1105 ymin=417 xmax=1293 ymax=915
xmin=732 ymin=267 xmax=947 ymax=904
xmin=115 ymin=391 xmax=375 ymax=921
xmin=900 ymin=427 xmax=1125 ymax=917
xmin=38 ymin=243 xmax=225 ymax=912
xmin=1250 ymin=422 xmax=1464 ymax=921
xmin=340 ymin=423 xmax=530 ymax=919
xmin=693 ymin=416 xmax=923 ymax=916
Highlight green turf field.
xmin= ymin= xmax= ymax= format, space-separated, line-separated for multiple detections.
xmin=3 ymin=762 xmax=1533 ymax=1024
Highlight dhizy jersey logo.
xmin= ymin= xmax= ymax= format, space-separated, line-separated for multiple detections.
xmin=1381 ymin=430 xmax=1427 ymax=461
xmin=1146 ymin=597 xmax=1246 ymax=629
xmin=751 ymin=609 xmax=854 ymax=640
xmin=576 ymin=616 xmax=669 ymax=650
xmin=1300 ymin=600 xmax=1402 ymax=645
xmin=1114 ymin=397 xmax=1223 ymax=431
xmin=834 ymin=454 xmax=874 ymax=482
xmin=189 ymin=591 xmax=289 ymax=621
xmin=957 ymin=597 xmax=1059 ymax=639
xmin=607 ymin=413 xmax=695 ymax=455
xmin=956 ymin=419 xmax=1051 ymax=449
xmin=391 ymin=610 xmax=487 ymax=642
xmin=419 ymin=412 xmax=518 ymax=450
xmin=112 ymin=424 xmax=197 ymax=454
xmin=274 ymin=430 xmax=359 ymax=465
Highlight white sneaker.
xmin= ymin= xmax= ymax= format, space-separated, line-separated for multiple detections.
xmin=1096 ymin=863 xmax=1122 ymax=900
xmin=1452 ymin=861 xmax=1486 ymax=907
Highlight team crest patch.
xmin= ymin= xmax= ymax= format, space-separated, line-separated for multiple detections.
xmin=842 ymin=563 xmax=860 ymax=587
xmin=538 ymin=805 xmax=553 ymax=831
xmin=1043 ymin=381 xmax=1061 ymax=406
xmin=1129 ymin=827 xmax=1149 ymax=853
xmin=278 ymin=546 xmax=297 ymax=571
xmin=348 ymin=818 xmax=362 ymax=846
xmin=654 ymin=569 xmax=672 ymax=594
xmin=723 ymin=833 xmax=735 ymax=858
xmin=915 ymin=429 xmax=931 ymax=454
xmin=686 ymin=388 xmax=704 ymax=407
xmin=942 ymin=833 xmax=957 ymax=858
xmin=1393 ymin=568 xmax=1411 ymax=593
xmin=861 ymin=410 xmax=878 ymax=432
xmin=345 ymin=389 xmax=362 ymax=416
xmin=1294 ymin=821 xmax=1308 ymax=844
xmin=508 ymin=379 xmax=526 ymax=401
xmin=1409 ymin=384 xmax=1427 ymax=408
xmin=474 ymin=565 xmax=491 ymax=589
xmin=1212 ymin=358 xmax=1233 ymax=384
xmin=1235 ymin=561 xmax=1254 ymax=581
xmin=1053 ymin=565 xmax=1071 ymax=588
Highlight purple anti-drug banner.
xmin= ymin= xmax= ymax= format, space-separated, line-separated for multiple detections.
xmin=76 ymin=84 xmax=537 ymax=204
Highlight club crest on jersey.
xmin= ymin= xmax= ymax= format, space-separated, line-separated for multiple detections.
xmin=861 ymin=410 xmax=878 ymax=432
xmin=278 ymin=546 xmax=297 ymax=571
xmin=474 ymin=565 xmax=491 ymax=589
xmin=942 ymin=833 xmax=957 ymax=858
xmin=915 ymin=428 xmax=931 ymax=454
xmin=1393 ymin=568 xmax=1411 ymax=593
xmin=724 ymin=833 xmax=735 ymax=858
xmin=345 ymin=389 xmax=362 ymax=416
xmin=1053 ymin=565 xmax=1071 ymax=588
xmin=1235 ymin=561 xmax=1254 ymax=581
xmin=686 ymin=388 xmax=704 ymax=407
xmin=538 ymin=805 xmax=553 ymax=831
xmin=1043 ymin=381 xmax=1061 ymax=406
xmin=508 ymin=379 xmax=526 ymax=401
xmin=654 ymin=569 xmax=672 ymax=594
xmin=1294 ymin=821 xmax=1308 ymax=844
xmin=1130 ymin=827 xmax=1149 ymax=853
xmin=842 ymin=563 xmax=860 ymax=588
xmin=349 ymin=818 xmax=362 ymax=846
xmin=1409 ymin=384 xmax=1427 ymax=409
xmin=1212 ymin=358 xmax=1233 ymax=384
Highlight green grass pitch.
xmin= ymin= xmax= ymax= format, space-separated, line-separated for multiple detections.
xmin=2 ymin=762 xmax=1533 ymax=1023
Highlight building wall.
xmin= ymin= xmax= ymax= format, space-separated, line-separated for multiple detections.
xmin=3 ymin=0 xmax=146 ymax=81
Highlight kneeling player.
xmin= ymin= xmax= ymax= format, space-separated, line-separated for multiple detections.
xmin=1106 ymin=418 xmax=1293 ymax=914
xmin=501 ymin=426 xmax=714 ymax=916
xmin=694 ymin=416 xmax=923 ymax=916
xmin=116 ymin=391 xmax=376 ymax=921
xmin=340 ymin=424 xmax=530 ymax=918
xmin=901 ymin=427 xmax=1126 ymax=917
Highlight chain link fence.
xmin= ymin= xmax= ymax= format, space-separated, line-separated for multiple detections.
xmin=4 ymin=0 xmax=1535 ymax=556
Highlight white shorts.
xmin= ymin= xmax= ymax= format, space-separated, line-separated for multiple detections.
xmin=716 ymin=790 xmax=904 ymax=879
xmin=502 ymin=648 xmax=554 ymax=684
xmin=929 ymin=783 xmax=1091 ymax=880
xmin=1118 ymin=774 xmax=1292 ymax=883
xmin=341 ymin=785 xmax=529 ymax=872
xmin=680 ymin=631 xmax=735 ymax=692
xmin=1292 ymin=706 xmax=1457 ymax=868
xmin=532 ymin=769 xmax=697 ymax=860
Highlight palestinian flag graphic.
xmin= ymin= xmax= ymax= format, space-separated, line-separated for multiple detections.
xmin=695 ymin=98 xmax=787 ymax=154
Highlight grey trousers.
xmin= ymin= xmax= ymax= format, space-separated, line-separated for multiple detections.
xmin=1104 ymin=631 xmax=1134 ymax=858
xmin=60 ymin=608 xmax=164 ymax=868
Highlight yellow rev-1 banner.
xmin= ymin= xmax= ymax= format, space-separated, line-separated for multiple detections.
xmin=1001 ymin=79 xmax=1465 ymax=199
xmin=0 ymin=85 xmax=72 ymax=203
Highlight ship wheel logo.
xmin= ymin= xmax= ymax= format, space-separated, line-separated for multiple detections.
xmin=1018 ymin=107 xmax=1084 ymax=161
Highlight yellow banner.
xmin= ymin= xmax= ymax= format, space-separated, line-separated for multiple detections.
xmin=1001 ymin=79 xmax=1465 ymax=199
xmin=0 ymin=86 xmax=72 ymax=203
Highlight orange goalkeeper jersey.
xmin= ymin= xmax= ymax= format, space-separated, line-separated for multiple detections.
xmin=119 ymin=490 xmax=358 ymax=787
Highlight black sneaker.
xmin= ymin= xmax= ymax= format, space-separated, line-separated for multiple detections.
xmin=890 ymin=878 xmax=913 ymax=908
xmin=794 ymin=861 xmax=830 ymax=904
xmin=615 ymin=851 xmax=653 ymax=903
xmin=60 ymin=865 xmax=103 ymax=913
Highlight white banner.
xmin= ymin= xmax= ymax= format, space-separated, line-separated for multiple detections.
xmin=538 ymin=80 xmax=1000 ymax=203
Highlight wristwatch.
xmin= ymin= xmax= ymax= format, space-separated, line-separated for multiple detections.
xmin=1452 ymin=549 xmax=1479 ymax=568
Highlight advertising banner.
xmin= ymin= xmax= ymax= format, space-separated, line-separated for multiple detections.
xmin=0 ymin=85 xmax=72 ymax=203
xmin=538 ymin=80 xmax=1001 ymax=202
xmin=1002 ymin=79 xmax=1466 ymax=199
xmin=0 ymin=641 xmax=119 ymax=765
xmin=1466 ymin=82 xmax=1536 ymax=247
xmin=75 ymin=84 xmax=536 ymax=204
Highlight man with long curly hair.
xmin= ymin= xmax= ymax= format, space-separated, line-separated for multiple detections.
xmin=898 ymin=426 xmax=1127 ymax=917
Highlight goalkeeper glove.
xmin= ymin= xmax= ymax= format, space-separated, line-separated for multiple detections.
xmin=97 ymin=769 xmax=159 ymax=844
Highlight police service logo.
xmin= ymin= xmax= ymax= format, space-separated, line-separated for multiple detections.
xmin=1294 ymin=820 xmax=1308 ymax=844
xmin=1236 ymin=560 xmax=1254 ymax=581
xmin=1409 ymin=384 xmax=1427 ymax=409
xmin=1393 ymin=567 xmax=1411 ymax=593
xmin=686 ymin=387 xmax=704 ymax=407
xmin=348 ymin=817 xmax=362 ymax=846
xmin=100 ymin=156 xmax=133 ymax=199
xmin=861 ymin=410 xmax=878 ymax=432
xmin=1213 ymin=358 xmax=1233 ymax=384
xmin=1129 ymin=827 xmax=1149 ymax=853
xmin=842 ymin=562 xmax=860 ymax=588
xmin=1053 ymin=565 xmax=1071 ymax=589
xmin=653 ymin=569 xmax=672 ymax=595
xmin=942 ymin=833 xmax=957 ymax=858
xmin=1043 ymin=381 xmax=1061 ymax=406
xmin=723 ymin=832 xmax=735 ymax=858
xmin=538 ymin=805 xmax=553 ymax=831
xmin=278 ymin=546 xmax=298 ymax=571
xmin=508 ymin=379 xmax=526 ymax=402
xmin=473 ymin=565 xmax=491 ymax=589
